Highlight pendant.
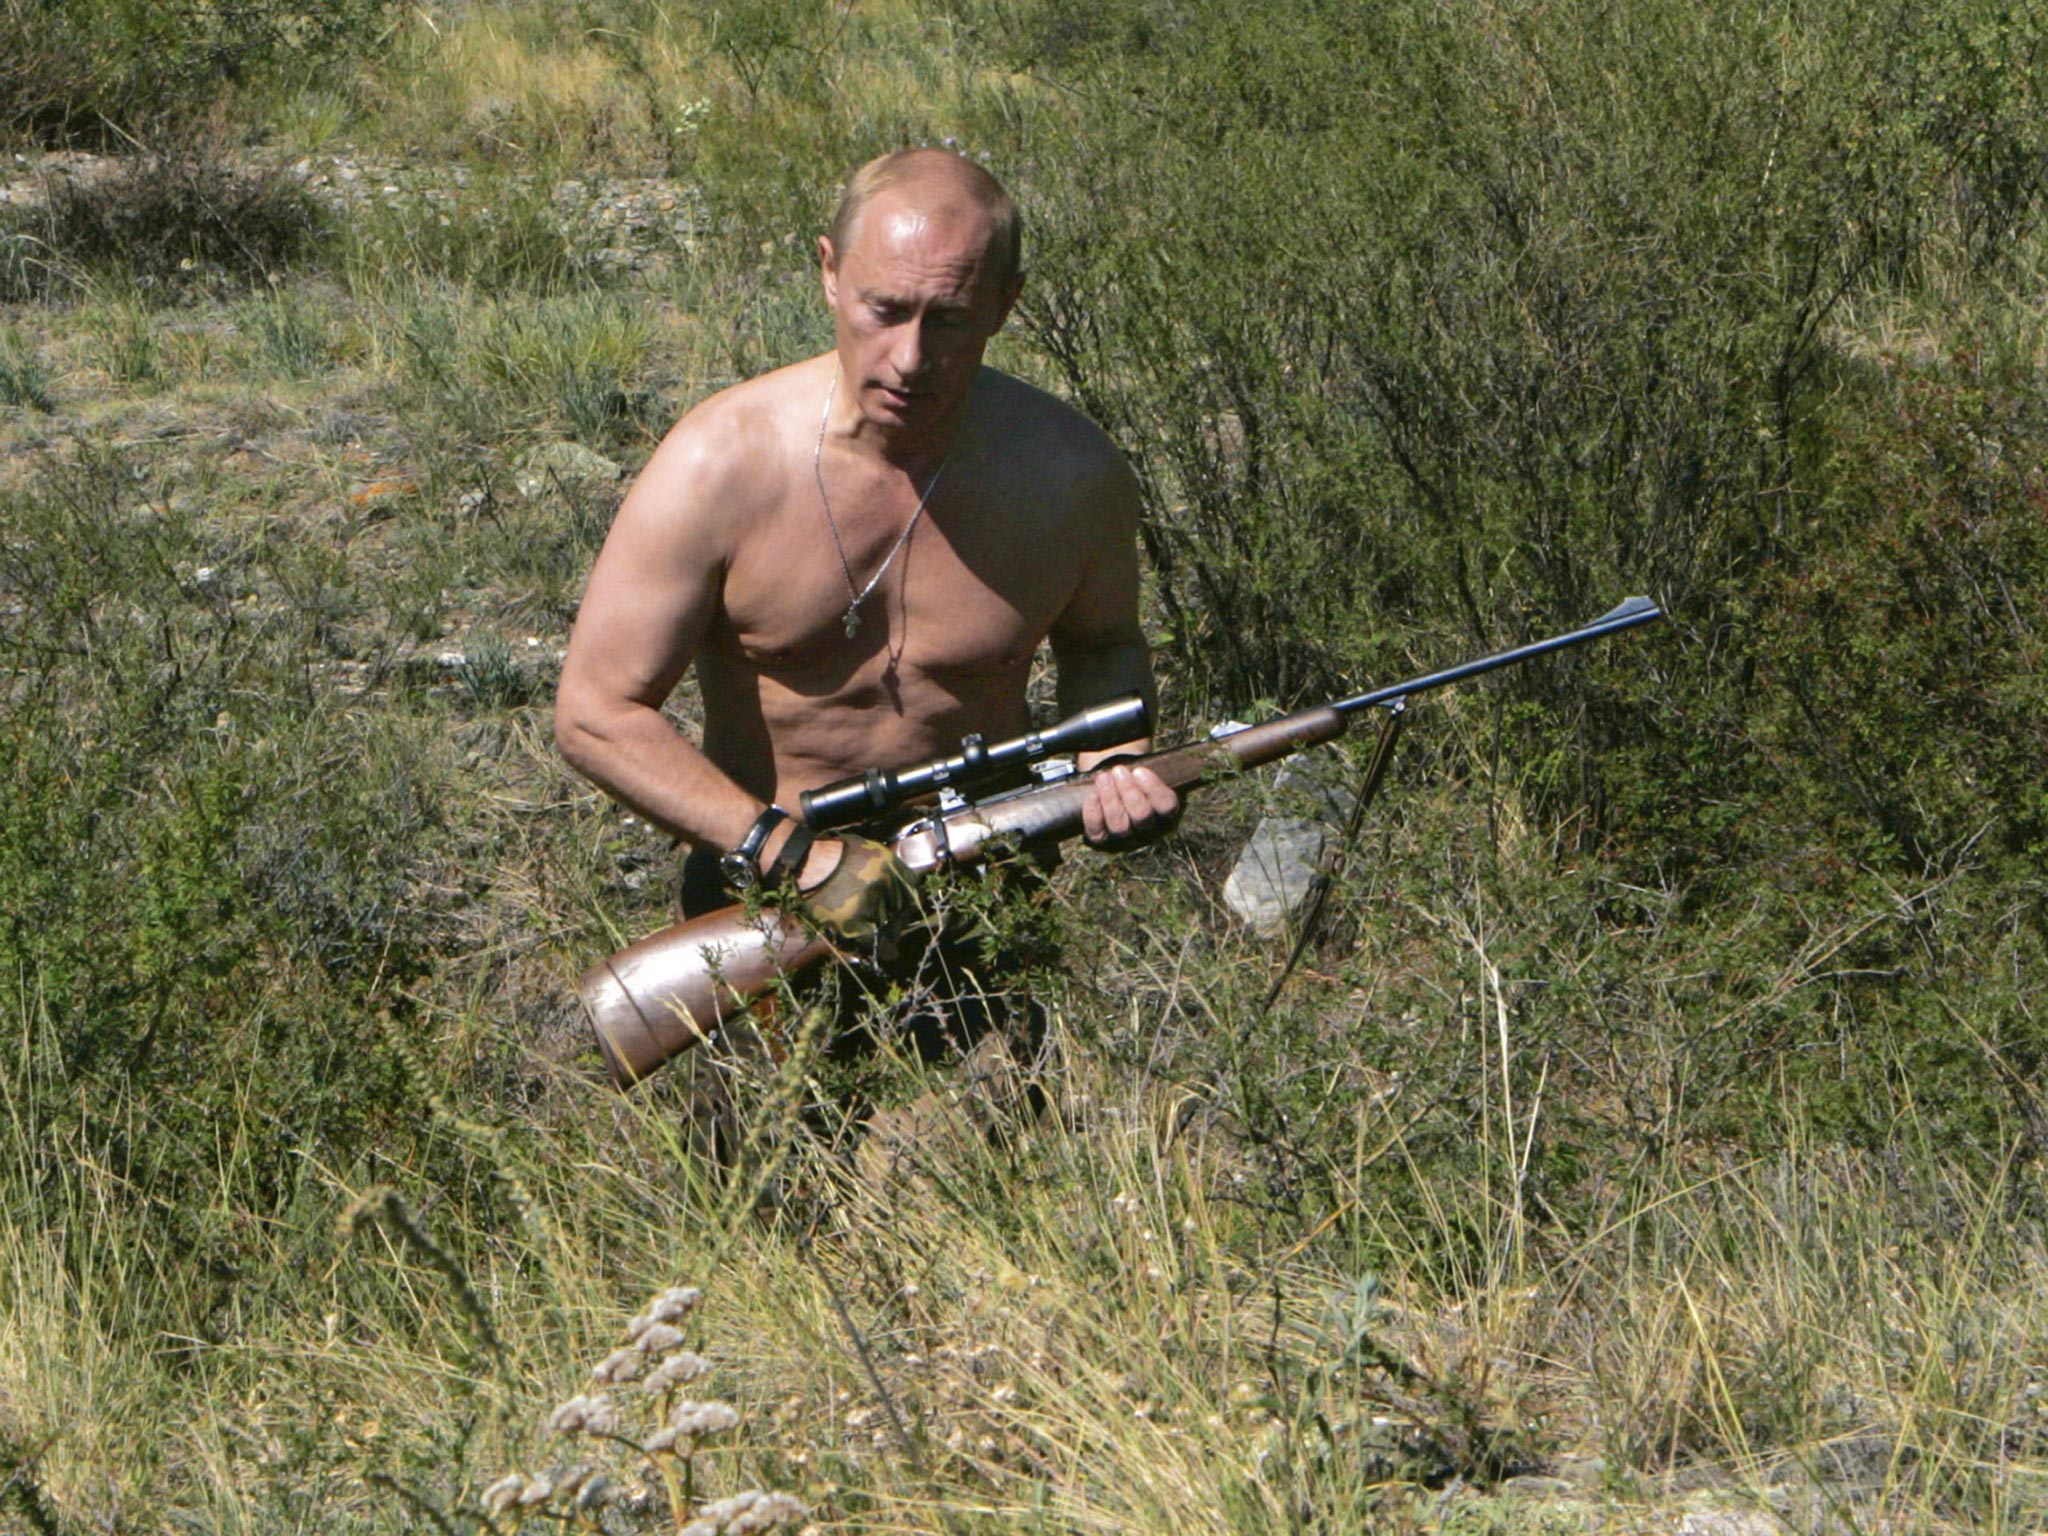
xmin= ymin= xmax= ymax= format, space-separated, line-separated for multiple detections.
xmin=843 ymin=605 xmax=862 ymax=639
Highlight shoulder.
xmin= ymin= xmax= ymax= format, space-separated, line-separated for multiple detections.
xmin=977 ymin=368 xmax=1121 ymax=461
xmin=975 ymin=368 xmax=1138 ymax=511
xmin=631 ymin=356 xmax=826 ymax=515
xmin=591 ymin=357 xmax=829 ymax=577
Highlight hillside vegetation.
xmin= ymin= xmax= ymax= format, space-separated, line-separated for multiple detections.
xmin=4 ymin=1 xmax=2047 ymax=1531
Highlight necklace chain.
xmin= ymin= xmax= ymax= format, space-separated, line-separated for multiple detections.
xmin=813 ymin=375 xmax=952 ymax=639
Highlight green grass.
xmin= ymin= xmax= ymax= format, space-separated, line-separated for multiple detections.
xmin=3 ymin=0 xmax=2048 ymax=1530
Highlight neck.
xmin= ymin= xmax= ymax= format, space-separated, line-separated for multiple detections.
xmin=824 ymin=365 xmax=973 ymax=476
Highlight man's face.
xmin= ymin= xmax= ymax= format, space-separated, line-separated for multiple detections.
xmin=820 ymin=190 xmax=1019 ymax=444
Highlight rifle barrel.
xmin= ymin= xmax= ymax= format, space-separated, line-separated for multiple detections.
xmin=1333 ymin=597 xmax=1662 ymax=716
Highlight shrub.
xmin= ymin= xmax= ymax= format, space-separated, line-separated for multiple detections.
xmin=952 ymin=0 xmax=2048 ymax=738
xmin=1 ymin=0 xmax=396 ymax=147
xmin=26 ymin=151 xmax=329 ymax=291
xmin=0 ymin=326 xmax=54 ymax=410
xmin=0 ymin=442 xmax=453 ymax=1352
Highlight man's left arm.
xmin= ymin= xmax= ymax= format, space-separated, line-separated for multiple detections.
xmin=1048 ymin=455 xmax=1181 ymax=849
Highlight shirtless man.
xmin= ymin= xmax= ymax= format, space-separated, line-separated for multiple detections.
xmin=554 ymin=149 xmax=1177 ymax=935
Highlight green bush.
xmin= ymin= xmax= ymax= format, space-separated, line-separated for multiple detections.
xmin=918 ymin=0 xmax=2048 ymax=1184
xmin=1 ymin=0 xmax=396 ymax=146
xmin=954 ymin=0 xmax=2043 ymax=710
xmin=0 ymin=443 xmax=456 ymax=1344
xmin=5 ymin=151 xmax=329 ymax=295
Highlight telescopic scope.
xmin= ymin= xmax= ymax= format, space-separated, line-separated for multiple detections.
xmin=800 ymin=695 xmax=1149 ymax=830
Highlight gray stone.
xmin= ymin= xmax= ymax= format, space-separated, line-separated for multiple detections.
xmin=1221 ymin=756 xmax=1354 ymax=935
xmin=1552 ymin=1453 xmax=1608 ymax=1489
xmin=1224 ymin=816 xmax=1330 ymax=934
xmin=1676 ymin=1506 xmax=1777 ymax=1536
xmin=1499 ymin=1475 xmax=1578 ymax=1496
xmin=516 ymin=441 xmax=621 ymax=499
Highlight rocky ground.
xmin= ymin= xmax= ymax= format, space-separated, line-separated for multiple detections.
xmin=3 ymin=145 xmax=708 ymax=277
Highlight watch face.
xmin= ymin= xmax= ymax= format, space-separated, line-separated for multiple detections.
xmin=720 ymin=851 xmax=758 ymax=889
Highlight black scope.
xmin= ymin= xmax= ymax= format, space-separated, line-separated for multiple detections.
xmin=800 ymin=694 xmax=1149 ymax=830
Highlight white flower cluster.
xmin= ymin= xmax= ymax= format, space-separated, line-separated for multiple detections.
xmin=625 ymin=1285 xmax=703 ymax=1339
xmin=479 ymin=1463 xmax=613 ymax=1517
xmin=544 ymin=1392 xmax=620 ymax=1437
xmin=643 ymin=1349 xmax=713 ymax=1396
xmin=679 ymin=1488 xmax=808 ymax=1536
xmin=635 ymin=1321 xmax=688 ymax=1354
xmin=475 ymin=1282 xmax=800 ymax=1531
xmin=644 ymin=1398 xmax=741 ymax=1453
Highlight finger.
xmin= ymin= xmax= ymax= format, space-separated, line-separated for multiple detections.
xmin=1101 ymin=766 xmax=1146 ymax=835
xmin=1084 ymin=772 xmax=1136 ymax=843
xmin=1128 ymin=766 xmax=1180 ymax=819
xmin=1082 ymin=784 xmax=1110 ymax=843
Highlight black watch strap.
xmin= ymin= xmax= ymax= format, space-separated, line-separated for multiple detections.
xmin=764 ymin=823 xmax=815 ymax=889
xmin=720 ymin=806 xmax=788 ymax=891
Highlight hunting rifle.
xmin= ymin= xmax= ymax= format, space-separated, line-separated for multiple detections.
xmin=579 ymin=596 xmax=1664 ymax=1087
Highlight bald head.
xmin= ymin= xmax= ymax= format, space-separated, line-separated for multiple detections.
xmin=827 ymin=149 xmax=1022 ymax=295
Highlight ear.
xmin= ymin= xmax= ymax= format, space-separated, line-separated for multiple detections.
xmin=819 ymin=235 xmax=840 ymax=305
xmin=990 ymin=269 xmax=1024 ymax=331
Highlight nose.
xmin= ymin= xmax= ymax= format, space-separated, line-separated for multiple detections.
xmin=888 ymin=319 xmax=925 ymax=380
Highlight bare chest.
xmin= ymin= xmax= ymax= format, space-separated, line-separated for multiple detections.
xmin=716 ymin=475 xmax=1083 ymax=685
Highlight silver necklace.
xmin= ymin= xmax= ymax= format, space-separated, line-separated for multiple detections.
xmin=813 ymin=375 xmax=952 ymax=639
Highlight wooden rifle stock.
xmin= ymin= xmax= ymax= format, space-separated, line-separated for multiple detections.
xmin=580 ymin=904 xmax=835 ymax=1087
xmin=578 ymin=597 xmax=1663 ymax=1087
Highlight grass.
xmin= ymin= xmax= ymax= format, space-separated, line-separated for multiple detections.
xmin=3 ymin=0 xmax=2048 ymax=1531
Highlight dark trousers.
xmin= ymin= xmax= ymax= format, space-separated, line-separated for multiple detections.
xmin=673 ymin=850 xmax=1051 ymax=1162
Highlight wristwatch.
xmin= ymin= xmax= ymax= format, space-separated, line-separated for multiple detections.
xmin=720 ymin=806 xmax=788 ymax=891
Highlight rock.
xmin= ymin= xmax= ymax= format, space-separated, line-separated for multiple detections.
xmin=1677 ymin=1507 xmax=1777 ymax=1535
xmin=1221 ymin=757 xmax=1354 ymax=935
xmin=1224 ymin=817 xmax=1329 ymax=934
xmin=1552 ymin=1453 xmax=1608 ymax=1489
xmin=516 ymin=441 xmax=621 ymax=499
xmin=1499 ymin=1475 xmax=1578 ymax=1496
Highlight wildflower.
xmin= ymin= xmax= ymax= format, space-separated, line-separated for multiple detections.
xmin=554 ymin=1463 xmax=613 ymax=1513
xmin=592 ymin=1347 xmax=645 ymax=1384
xmin=636 ymin=1322 xmax=688 ymax=1356
xmin=669 ymin=1399 xmax=741 ymax=1437
xmin=481 ymin=1473 xmax=526 ymax=1516
xmin=546 ymin=1394 xmax=592 ymax=1433
xmin=554 ymin=1463 xmax=600 ymax=1500
xmin=642 ymin=1350 xmax=712 ymax=1394
xmin=679 ymin=1488 xmax=807 ymax=1535
xmin=646 ymin=1285 xmax=703 ymax=1325
xmin=545 ymin=1392 xmax=620 ymax=1436
xmin=573 ymin=1472 xmax=614 ymax=1514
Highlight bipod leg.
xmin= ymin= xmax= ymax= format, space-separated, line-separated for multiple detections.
xmin=1260 ymin=701 xmax=1406 ymax=1015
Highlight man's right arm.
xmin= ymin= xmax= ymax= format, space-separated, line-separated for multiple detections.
xmin=553 ymin=415 xmax=771 ymax=859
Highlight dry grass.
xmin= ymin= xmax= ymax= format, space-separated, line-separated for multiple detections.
xmin=6 ymin=3 xmax=2048 ymax=1533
